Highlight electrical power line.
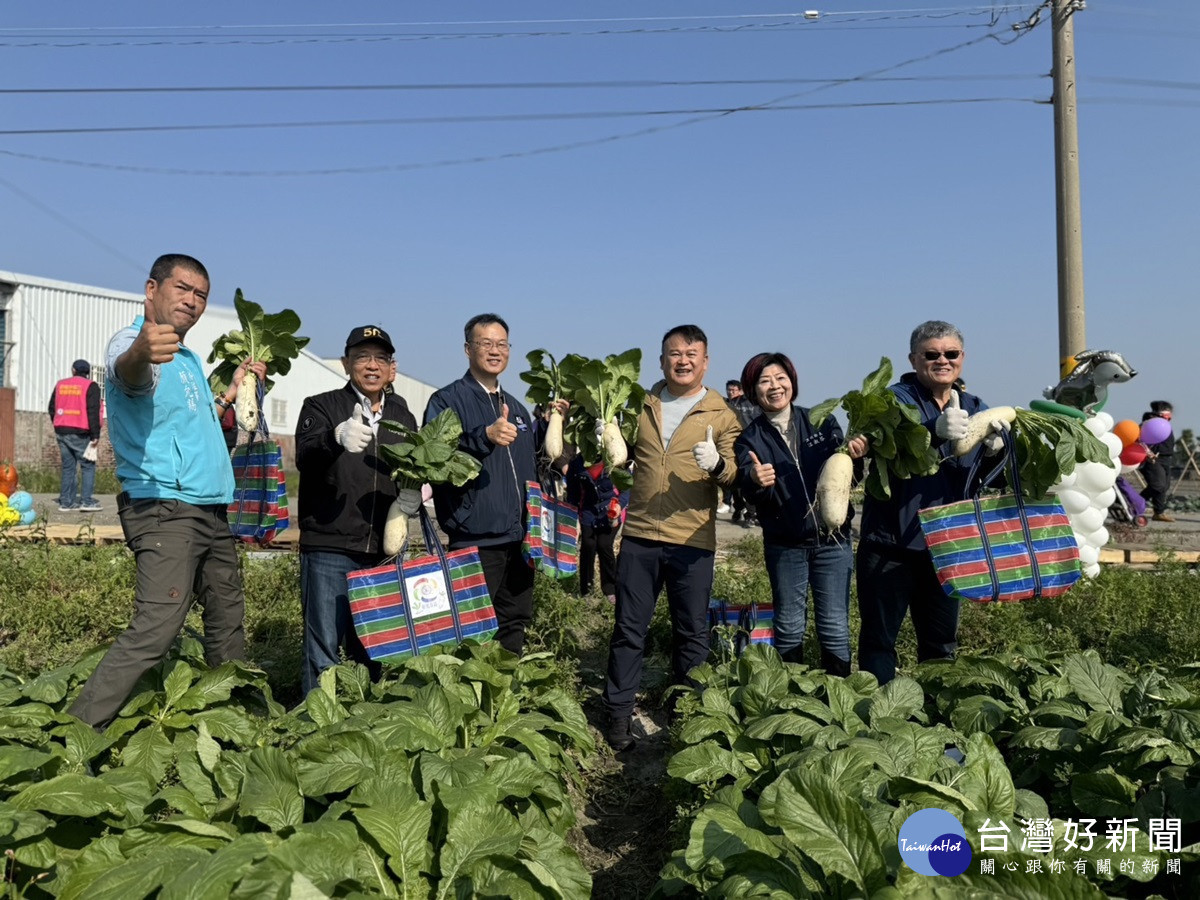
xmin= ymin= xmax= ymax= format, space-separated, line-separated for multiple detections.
xmin=0 ymin=73 xmax=1045 ymax=96
xmin=0 ymin=5 xmax=1040 ymax=48
xmin=0 ymin=6 xmax=1038 ymax=33
xmin=0 ymin=96 xmax=1044 ymax=138
xmin=0 ymin=176 xmax=146 ymax=273
xmin=0 ymin=24 xmax=1044 ymax=178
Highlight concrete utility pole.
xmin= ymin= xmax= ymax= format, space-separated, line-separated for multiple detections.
xmin=1052 ymin=0 xmax=1087 ymax=372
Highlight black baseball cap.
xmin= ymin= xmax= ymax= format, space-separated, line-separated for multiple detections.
xmin=344 ymin=326 xmax=394 ymax=355
xmin=72 ymin=359 xmax=91 ymax=375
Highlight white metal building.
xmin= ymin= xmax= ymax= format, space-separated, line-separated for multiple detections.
xmin=0 ymin=269 xmax=436 ymax=434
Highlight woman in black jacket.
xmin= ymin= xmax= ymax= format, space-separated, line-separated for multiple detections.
xmin=734 ymin=352 xmax=866 ymax=675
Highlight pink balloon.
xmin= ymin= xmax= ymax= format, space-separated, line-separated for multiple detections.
xmin=1140 ymin=417 xmax=1172 ymax=446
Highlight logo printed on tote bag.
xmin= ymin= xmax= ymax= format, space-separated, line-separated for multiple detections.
xmin=405 ymin=572 xmax=452 ymax=616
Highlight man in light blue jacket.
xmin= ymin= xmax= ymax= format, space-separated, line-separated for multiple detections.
xmin=70 ymin=254 xmax=259 ymax=728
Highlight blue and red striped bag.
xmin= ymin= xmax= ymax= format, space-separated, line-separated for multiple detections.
xmin=918 ymin=436 xmax=1081 ymax=603
xmin=227 ymin=439 xmax=289 ymax=545
xmin=348 ymin=509 xmax=498 ymax=662
xmin=708 ymin=599 xmax=775 ymax=656
xmin=522 ymin=481 xmax=580 ymax=579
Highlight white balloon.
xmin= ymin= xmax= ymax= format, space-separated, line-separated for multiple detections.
xmin=1083 ymin=561 xmax=1102 ymax=578
xmin=1073 ymin=505 xmax=1107 ymax=533
xmin=1078 ymin=544 xmax=1100 ymax=566
xmin=1084 ymin=417 xmax=1108 ymax=438
xmin=1088 ymin=525 xmax=1110 ymax=547
xmin=1058 ymin=488 xmax=1092 ymax=515
xmin=1075 ymin=461 xmax=1118 ymax=494
xmin=1093 ymin=488 xmax=1116 ymax=509
xmin=1094 ymin=411 xmax=1114 ymax=433
xmin=1049 ymin=469 xmax=1078 ymax=493
xmin=1100 ymin=433 xmax=1124 ymax=458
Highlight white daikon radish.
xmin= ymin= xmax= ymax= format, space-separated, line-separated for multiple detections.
xmin=236 ymin=372 xmax=259 ymax=431
xmin=951 ymin=407 xmax=1017 ymax=457
xmin=816 ymin=451 xmax=855 ymax=530
xmin=382 ymin=497 xmax=408 ymax=556
xmin=601 ymin=420 xmax=627 ymax=468
xmin=545 ymin=408 xmax=564 ymax=460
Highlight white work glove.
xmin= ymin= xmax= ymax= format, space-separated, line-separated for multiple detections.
xmin=982 ymin=416 xmax=1011 ymax=455
xmin=396 ymin=487 xmax=423 ymax=515
xmin=934 ymin=389 xmax=969 ymax=441
xmin=82 ymin=441 xmax=99 ymax=462
xmin=692 ymin=425 xmax=721 ymax=473
xmin=335 ymin=403 xmax=373 ymax=453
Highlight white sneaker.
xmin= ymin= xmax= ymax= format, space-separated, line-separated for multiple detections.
xmin=79 ymin=502 xmax=103 ymax=512
xmin=716 ymin=503 xmax=731 ymax=514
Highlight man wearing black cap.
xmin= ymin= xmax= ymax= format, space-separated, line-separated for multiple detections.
xmin=294 ymin=325 xmax=417 ymax=694
xmin=49 ymin=359 xmax=103 ymax=512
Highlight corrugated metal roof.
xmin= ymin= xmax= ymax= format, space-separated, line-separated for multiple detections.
xmin=0 ymin=269 xmax=437 ymax=430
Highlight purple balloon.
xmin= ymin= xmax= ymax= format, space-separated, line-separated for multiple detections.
xmin=1140 ymin=417 xmax=1172 ymax=445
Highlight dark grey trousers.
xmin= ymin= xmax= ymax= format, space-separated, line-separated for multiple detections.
xmin=69 ymin=497 xmax=246 ymax=727
xmin=603 ymin=536 xmax=715 ymax=718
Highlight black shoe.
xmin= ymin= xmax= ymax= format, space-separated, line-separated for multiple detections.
xmin=731 ymin=510 xmax=743 ymax=524
xmin=820 ymin=650 xmax=852 ymax=678
xmin=605 ymin=715 xmax=636 ymax=752
xmin=780 ymin=644 xmax=805 ymax=665
xmin=741 ymin=516 xmax=756 ymax=529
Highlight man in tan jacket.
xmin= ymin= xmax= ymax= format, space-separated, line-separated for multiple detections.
xmin=603 ymin=324 xmax=741 ymax=751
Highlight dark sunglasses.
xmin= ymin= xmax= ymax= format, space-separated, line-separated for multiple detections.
xmin=921 ymin=350 xmax=962 ymax=361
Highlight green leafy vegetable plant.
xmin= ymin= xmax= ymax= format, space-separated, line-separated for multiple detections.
xmin=376 ymin=409 xmax=483 ymax=551
xmin=1009 ymin=409 xmax=1114 ymax=500
xmin=521 ymin=348 xmax=568 ymax=459
xmin=378 ymin=408 xmax=482 ymax=491
xmin=0 ymin=639 xmax=595 ymax=898
xmin=809 ymin=357 xmax=940 ymax=502
xmin=206 ymin=289 xmax=311 ymax=430
xmin=560 ymin=349 xmax=645 ymax=489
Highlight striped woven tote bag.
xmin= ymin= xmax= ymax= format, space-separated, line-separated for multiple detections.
xmin=919 ymin=435 xmax=1081 ymax=603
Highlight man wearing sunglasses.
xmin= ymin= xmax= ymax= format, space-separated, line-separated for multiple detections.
xmin=855 ymin=320 xmax=1004 ymax=685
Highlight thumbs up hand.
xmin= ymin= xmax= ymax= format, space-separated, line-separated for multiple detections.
xmin=486 ymin=402 xmax=519 ymax=447
xmin=335 ymin=401 xmax=374 ymax=453
xmin=934 ymin=389 xmax=969 ymax=441
xmin=137 ymin=297 xmax=182 ymax=365
xmin=692 ymin=424 xmax=721 ymax=473
xmin=747 ymin=450 xmax=776 ymax=487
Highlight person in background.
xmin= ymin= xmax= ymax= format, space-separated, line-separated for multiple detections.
xmin=566 ymin=453 xmax=627 ymax=604
xmin=49 ymin=359 xmax=103 ymax=512
xmin=295 ymin=326 xmax=418 ymax=695
xmin=734 ymin=352 xmax=866 ymax=675
xmin=1140 ymin=400 xmax=1176 ymax=522
xmin=424 ymin=314 xmax=565 ymax=656
xmin=602 ymin=324 xmax=741 ymax=751
xmin=723 ymin=379 xmax=757 ymax=527
xmin=69 ymin=254 xmax=259 ymax=729
xmin=855 ymin=320 xmax=1006 ymax=686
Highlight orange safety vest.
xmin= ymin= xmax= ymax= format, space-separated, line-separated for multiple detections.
xmin=52 ymin=376 xmax=92 ymax=430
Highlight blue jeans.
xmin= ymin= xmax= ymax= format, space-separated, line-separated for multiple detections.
xmin=56 ymin=432 xmax=96 ymax=507
xmin=764 ymin=540 xmax=852 ymax=663
xmin=300 ymin=551 xmax=379 ymax=695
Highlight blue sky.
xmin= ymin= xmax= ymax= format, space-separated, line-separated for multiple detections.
xmin=3 ymin=2 xmax=1197 ymax=434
